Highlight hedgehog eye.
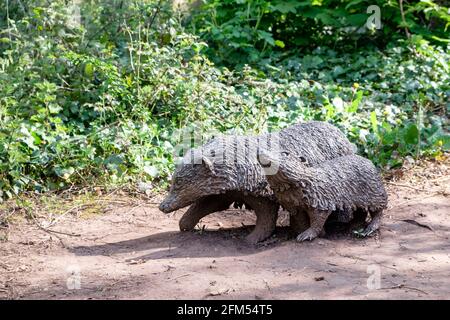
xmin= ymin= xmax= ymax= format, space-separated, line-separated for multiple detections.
xmin=299 ymin=156 xmax=307 ymax=162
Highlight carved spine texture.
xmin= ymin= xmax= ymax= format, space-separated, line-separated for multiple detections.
xmin=264 ymin=154 xmax=388 ymax=214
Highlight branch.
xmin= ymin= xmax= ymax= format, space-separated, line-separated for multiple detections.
xmin=399 ymin=0 xmax=411 ymax=39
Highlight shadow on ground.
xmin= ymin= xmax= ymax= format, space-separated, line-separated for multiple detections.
xmin=69 ymin=223 xmax=367 ymax=262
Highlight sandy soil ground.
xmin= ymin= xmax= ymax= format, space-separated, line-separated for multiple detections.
xmin=0 ymin=159 xmax=449 ymax=300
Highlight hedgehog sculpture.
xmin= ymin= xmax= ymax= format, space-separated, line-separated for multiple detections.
xmin=258 ymin=152 xmax=388 ymax=242
xmin=159 ymin=121 xmax=357 ymax=243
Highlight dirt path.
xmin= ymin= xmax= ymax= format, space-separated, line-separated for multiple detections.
xmin=1 ymin=160 xmax=449 ymax=300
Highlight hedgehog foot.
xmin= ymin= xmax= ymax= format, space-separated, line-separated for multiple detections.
xmin=246 ymin=230 xmax=272 ymax=244
xmin=348 ymin=209 xmax=368 ymax=232
xmin=246 ymin=210 xmax=278 ymax=244
xmin=296 ymin=209 xmax=331 ymax=242
xmin=361 ymin=226 xmax=377 ymax=237
xmin=361 ymin=221 xmax=380 ymax=237
xmin=179 ymin=214 xmax=198 ymax=231
xmin=244 ymin=197 xmax=279 ymax=244
xmin=296 ymin=228 xmax=320 ymax=242
xmin=361 ymin=209 xmax=383 ymax=237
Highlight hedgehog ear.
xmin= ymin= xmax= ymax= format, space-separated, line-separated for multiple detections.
xmin=202 ymin=156 xmax=214 ymax=172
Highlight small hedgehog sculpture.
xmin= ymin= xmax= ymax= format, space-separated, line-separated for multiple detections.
xmin=258 ymin=152 xmax=388 ymax=242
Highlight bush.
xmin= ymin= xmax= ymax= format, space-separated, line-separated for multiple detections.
xmin=0 ymin=0 xmax=448 ymax=200
xmin=190 ymin=0 xmax=450 ymax=67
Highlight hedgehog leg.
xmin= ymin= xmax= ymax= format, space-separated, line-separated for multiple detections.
xmin=349 ymin=209 xmax=368 ymax=232
xmin=179 ymin=196 xmax=233 ymax=231
xmin=290 ymin=210 xmax=310 ymax=234
xmin=296 ymin=209 xmax=331 ymax=242
xmin=244 ymin=197 xmax=279 ymax=244
xmin=362 ymin=209 xmax=383 ymax=236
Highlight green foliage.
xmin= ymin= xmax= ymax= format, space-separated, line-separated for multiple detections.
xmin=0 ymin=0 xmax=448 ymax=200
xmin=190 ymin=0 xmax=450 ymax=67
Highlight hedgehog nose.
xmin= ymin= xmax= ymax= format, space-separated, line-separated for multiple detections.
xmin=159 ymin=202 xmax=169 ymax=212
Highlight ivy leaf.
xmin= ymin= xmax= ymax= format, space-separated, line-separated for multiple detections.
xmin=144 ymin=165 xmax=159 ymax=178
xmin=316 ymin=12 xmax=337 ymax=26
xmin=302 ymin=55 xmax=324 ymax=69
xmin=346 ymin=13 xmax=368 ymax=26
xmin=332 ymin=65 xmax=345 ymax=77
xmin=270 ymin=1 xmax=306 ymax=14
xmin=54 ymin=167 xmax=75 ymax=180
xmin=345 ymin=0 xmax=367 ymax=10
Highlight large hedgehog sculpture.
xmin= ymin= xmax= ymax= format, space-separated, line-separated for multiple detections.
xmin=159 ymin=121 xmax=357 ymax=243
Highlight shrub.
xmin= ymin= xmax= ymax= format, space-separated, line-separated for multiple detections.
xmin=0 ymin=0 xmax=448 ymax=200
